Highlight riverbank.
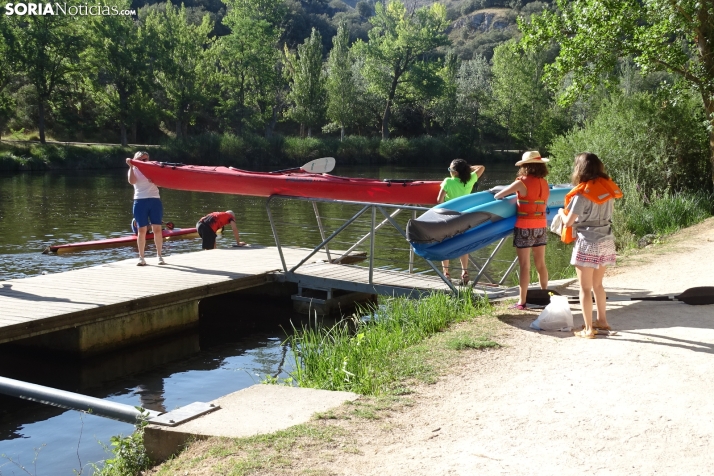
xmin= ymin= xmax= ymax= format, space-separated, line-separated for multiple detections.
xmin=0 ymin=134 xmax=501 ymax=172
xmin=146 ymin=217 xmax=714 ymax=475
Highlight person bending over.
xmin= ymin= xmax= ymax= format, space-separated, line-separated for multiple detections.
xmin=196 ymin=210 xmax=246 ymax=250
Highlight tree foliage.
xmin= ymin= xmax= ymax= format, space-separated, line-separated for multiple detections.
xmin=490 ymin=40 xmax=569 ymax=150
xmin=519 ymin=0 xmax=714 ymax=183
xmin=284 ymin=27 xmax=327 ymax=136
xmin=354 ymin=0 xmax=450 ymax=139
xmin=325 ymin=21 xmax=358 ymax=140
xmin=2 ymin=9 xmax=84 ymax=142
xmin=83 ymin=0 xmax=148 ymax=146
xmin=144 ymin=3 xmax=214 ymax=139
xmin=216 ymin=0 xmax=285 ymax=135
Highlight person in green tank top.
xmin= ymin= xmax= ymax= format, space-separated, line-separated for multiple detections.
xmin=437 ymin=158 xmax=486 ymax=285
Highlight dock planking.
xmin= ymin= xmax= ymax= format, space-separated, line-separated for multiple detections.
xmin=0 ymin=245 xmax=466 ymax=350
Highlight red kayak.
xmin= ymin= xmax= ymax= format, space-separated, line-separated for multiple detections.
xmin=130 ymin=160 xmax=442 ymax=205
xmin=43 ymin=227 xmax=199 ymax=254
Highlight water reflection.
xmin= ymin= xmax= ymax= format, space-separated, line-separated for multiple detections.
xmin=0 ymin=291 xmax=306 ymax=475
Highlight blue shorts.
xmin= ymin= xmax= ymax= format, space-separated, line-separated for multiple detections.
xmin=133 ymin=198 xmax=163 ymax=228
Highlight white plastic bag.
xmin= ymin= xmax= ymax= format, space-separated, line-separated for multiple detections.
xmin=530 ymin=295 xmax=574 ymax=331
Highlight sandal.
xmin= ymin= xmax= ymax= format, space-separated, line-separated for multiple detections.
xmin=460 ymin=271 xmax=469 ymax=285
xmin=510 ymin=303 xmax=527 ymax=310
xmin=443 ymin=271 xmax=451 ymax=280
xmin=593 ymin=321 xmax=611 ymax=331
xmin=573 ymin=329 xmax=595 ymax=339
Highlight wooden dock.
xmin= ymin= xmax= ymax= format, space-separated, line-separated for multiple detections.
xmin=0 ymin=245 xmax=471 ymax=354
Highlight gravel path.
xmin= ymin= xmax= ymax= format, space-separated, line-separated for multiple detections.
xmin=291 ymin=217 xmax=714 ymax=475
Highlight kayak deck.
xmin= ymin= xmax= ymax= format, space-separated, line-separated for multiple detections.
xmin=43 ymin=228 xmax=199 ymax=254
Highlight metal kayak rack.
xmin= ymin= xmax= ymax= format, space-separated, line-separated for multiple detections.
xmin=265 ymin=195 xmax=520 ymax=297
xmin=0 ymin=376 xmax=219 ymax=427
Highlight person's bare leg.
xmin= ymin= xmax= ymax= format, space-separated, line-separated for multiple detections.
xmin=516 ymin=247 xmax=531 ymax=305
xmin=576 ymin=265 xmax=595 ymax=332
xmin=532 ymin=245 xmax=548 ymax=289
xmin=151 ymin=224 xmax=163 ymax=258
xmin=137 ymin=226 xmax=147 ymax=259
xmin=459 ymin=254 xmax=469 ymax=283
xmin=441 ymin=260 xmax=450 ymax=277
xmin=592 ymin=265 xmax=609 ymax=328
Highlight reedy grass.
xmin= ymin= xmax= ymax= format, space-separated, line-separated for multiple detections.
xmin=613 ymin=178 xmax=714 ymax=250
xmin=286 ymin=291 xmax=492 ymax=396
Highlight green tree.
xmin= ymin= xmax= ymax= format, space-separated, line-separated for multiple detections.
xmin=2 ymin=12 xmax=84 ymax=143
xmin=0 ymin=26 xmax=14 ymax=140
xmin=217 ymin=0 xmax=284 ymax=134
xmin=83 ymin=0 xmax=148 ymax=146
xmin=490 ymin=41 xmax=567 ymax=150
xmin=284 ymin=27 xmax=327 ymax=137
xmin=354 ymin=0 xmax=450 ymax=140
xmin=431 ymin=52 xmax=459 ymax=136
xmin=325 ymin=22 xmax=358 ymax=140
xmin=144 ymin=3 xmax=214 ymax=139
xmin=454 ymin=55 xmax=492 ymax=147
xmin=519 ymin=0 xmax=714 ymax=183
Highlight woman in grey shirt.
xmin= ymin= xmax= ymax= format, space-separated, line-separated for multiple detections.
xmin=558 ymin=153 xmax=622 ymax=339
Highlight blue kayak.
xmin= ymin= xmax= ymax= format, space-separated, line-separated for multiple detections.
xmin=407 ymin=186 xmax=571 ymax=261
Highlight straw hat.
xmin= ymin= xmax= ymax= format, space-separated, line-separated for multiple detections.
xmin=515 ymin=151 xmax=549 ymax=166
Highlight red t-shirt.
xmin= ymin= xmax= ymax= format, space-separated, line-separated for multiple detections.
xmin=201 ymin=212 xmax=234 ymax=233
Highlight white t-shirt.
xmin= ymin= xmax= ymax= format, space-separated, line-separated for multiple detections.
xmin=131 ymin=167 xmax=160 ymax=200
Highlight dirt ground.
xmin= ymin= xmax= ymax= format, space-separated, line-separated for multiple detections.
xmin=166 ymin=218 xmax=714 ymax=475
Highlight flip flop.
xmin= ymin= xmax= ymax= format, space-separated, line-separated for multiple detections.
xmin=573 ymin=329 xmax=595 ymax=339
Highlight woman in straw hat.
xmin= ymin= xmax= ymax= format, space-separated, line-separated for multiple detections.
xmin=494 ymin=151 xmax=550 ymax=309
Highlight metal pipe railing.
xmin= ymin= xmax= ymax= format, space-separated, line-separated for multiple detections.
xmin=0 ymin=376 xmax=161 ymax=424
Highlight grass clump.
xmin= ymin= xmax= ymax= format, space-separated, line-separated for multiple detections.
xmin=446 ymin=334 xmax=500 ymax=351
xmin=613 ymin=178 xmax=714 ymax=250
xmin=91 ymin=420 xmax=152 ymax=476
xmin=286 ymin=292 xmax=492 ymax=396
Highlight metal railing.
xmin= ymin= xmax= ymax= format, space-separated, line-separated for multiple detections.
xmin=0 ymin=375 xmax=218 ymax=427
xmin=265 ymin=195 xmax=519 ymax=295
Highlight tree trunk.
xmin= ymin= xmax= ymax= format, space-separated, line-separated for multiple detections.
xmin=38 ymin=100 xmax=46 ymax=143
xmin=120 ymin=124 xmax=128 ymax=147
xmin=307 ymin=126 xmax=312 ymax=138
xmin=132 ymin=121 xmax=137 ymax=144
xmin=340 ymin=125 xmax=345 ymax=141
xmin=176 ymin=119 xmax=182 ymax=139
xmin=702 ymin=95 xmax=714 ymax=185
xmin=119 ymin=90 xmax=129 ymax=146
xmin=382 ymin=99 xmax=391 ymax=140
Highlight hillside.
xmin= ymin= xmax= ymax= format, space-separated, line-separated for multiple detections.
xmin=129 ymin=0 xmax=552 ymax=59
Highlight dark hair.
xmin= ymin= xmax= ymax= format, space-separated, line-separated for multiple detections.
xmin=450 ymin=158 xmax=471 ymax=185
xmin=516 ymin=163 xmax=548 ymax=179
xmin=572 ymin=152 xmax=609 ymax=184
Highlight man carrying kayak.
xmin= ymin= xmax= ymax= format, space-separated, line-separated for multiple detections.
xmin=196 ymin=210 xmax=247 ymax=250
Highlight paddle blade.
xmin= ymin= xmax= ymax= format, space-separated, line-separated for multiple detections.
xmin=676 ymin=286 xmax=714 ymax=305
xmin=301 ymin=157 xmax=335 ymax=174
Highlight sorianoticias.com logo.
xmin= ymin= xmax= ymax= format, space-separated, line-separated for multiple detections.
xmin=4 ymin=3 xmax=136 ymax=15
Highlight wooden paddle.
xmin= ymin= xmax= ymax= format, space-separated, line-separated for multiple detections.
xmin=526 ymin=287 xmax=714 ymax=306
xmin=271 ymin=157 xmax=335 ymax=174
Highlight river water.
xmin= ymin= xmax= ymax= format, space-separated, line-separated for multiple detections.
xmin=0 ymin=161 xmax=572 ymax=474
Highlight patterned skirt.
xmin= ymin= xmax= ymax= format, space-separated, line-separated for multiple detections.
xmin=512 ymin=227 xmax=548 ymax=248
xmin=571 ymin=238 xmax=616 ymax=269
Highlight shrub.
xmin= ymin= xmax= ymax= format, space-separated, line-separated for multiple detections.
xmin=548 ymin=91 xmax=712 ymax=193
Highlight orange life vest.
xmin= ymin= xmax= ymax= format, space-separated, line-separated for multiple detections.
xmin=515 ymin=176 xmax=550 ymax=229
xmin=561 ymin=177 xmax=623 ymax=243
